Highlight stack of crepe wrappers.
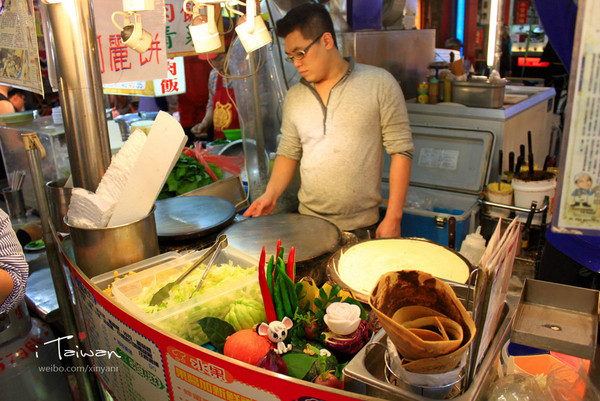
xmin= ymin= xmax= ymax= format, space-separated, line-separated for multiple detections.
xmin=369 ymin=270 xmax=476 ymax=374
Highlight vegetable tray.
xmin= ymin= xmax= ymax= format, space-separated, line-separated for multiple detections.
xmin=111 ymin=246 xmax=261 ymax=344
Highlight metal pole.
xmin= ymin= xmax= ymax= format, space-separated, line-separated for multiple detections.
xmin=23 ymin=134 xmax=101 ymax=401
xmin=250 ymin=51 xmax=268 ymax=177
xmin=43 ymin=0 xmax=111 ymax=191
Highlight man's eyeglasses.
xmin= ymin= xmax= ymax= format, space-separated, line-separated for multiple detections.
xmin=285 ymin=33 xmax=324 ymax=63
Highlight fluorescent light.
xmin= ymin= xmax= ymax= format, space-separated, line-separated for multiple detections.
xmin=456 ymin=0 xmax=465 ymax=58
xmin=487 ymin=0 xmax=499 ymax=66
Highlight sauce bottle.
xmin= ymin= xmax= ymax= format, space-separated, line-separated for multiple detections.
xmin=417 ymin=81 xmax=429 ymax=104
xmin=428 ymin=77 xmax=439 ymax=104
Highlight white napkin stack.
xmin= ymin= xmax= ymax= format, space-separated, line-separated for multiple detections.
xmin=66 ymin=129 xmax=147 ymax=229
xmin=66 ymin=111 xmax=187 ymax=229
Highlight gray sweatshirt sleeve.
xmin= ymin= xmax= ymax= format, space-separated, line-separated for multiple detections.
xmin=276 ymin=85 xmax=304 ymax=161
xmin=378 ymin=69 xmax=414 ymax=158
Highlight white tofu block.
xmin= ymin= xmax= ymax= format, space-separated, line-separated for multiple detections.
xmin=108 ymin=111 xmax=186 ymax=227
xmin=66 ymin=187 xmax=115 ymax=229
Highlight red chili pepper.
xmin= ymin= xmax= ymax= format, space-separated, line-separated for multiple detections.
xmin=276 ymin=239 xmax=282 ymax=260
xmin=257 ymin=246 xmax=277 ymax=322
xmin=286 ymin=246 xmax=295 ymax=282
xmin=259 ymin=245 xmax=266 ymax=271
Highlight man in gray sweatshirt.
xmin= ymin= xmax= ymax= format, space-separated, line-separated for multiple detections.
xmin=244 ymin=3 xmax=413 ymax=238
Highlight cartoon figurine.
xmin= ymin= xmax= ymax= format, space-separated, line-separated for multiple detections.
xmin=257 ymin=317 xmax=293 ymax=355
xmin=571 ymin=172 xmax=593 ymax=207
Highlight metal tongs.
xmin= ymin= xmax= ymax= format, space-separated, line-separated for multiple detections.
xmin=148 ymin=234 xmax=228 ymax=306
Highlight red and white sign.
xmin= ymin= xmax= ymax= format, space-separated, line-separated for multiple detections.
xmin=93 ymin=0 xmax=167 ymax=84
xmin=515 ymin=1 xmax=529 ymax=25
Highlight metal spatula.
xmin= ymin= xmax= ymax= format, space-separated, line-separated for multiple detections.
xmin=148 ymin=234 xmax=228 ymax=306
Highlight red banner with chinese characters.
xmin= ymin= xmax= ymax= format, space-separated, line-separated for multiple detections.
xmin=515 ymin=1 xmax=529 ymax=25
xmin=56 ymin=240 xmax=371 ymax=401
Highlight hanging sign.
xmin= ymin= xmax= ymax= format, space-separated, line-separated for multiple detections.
xmin=514 ymin=1 xmax=529 ymax=25
xmin=93 ymin=0 xmax=167 ymax=84
xmin=164 ymin=0 xmax=197 ymax=57
xmin=103 ymin=56 xmax=186 ymax=96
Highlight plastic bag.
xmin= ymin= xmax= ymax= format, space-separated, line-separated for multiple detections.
xmin=545 ymin=364 xmax=600 ymax=401
xmin=486 ymin=374 xmax=548 ymax=401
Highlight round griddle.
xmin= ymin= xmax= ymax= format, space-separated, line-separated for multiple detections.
xmin=219 ymin=214 xmax=341 ymax=262
xmin=154 ymin=196 xmax=236 ymax=240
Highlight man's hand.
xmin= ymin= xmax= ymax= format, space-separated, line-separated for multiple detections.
xmin=243 ymin=193 xmax=278 ymax=217
xmin=191 ymin=121 xmax=208 ymax=135
xmin=375 ymin=215 xmax=401 ymax=238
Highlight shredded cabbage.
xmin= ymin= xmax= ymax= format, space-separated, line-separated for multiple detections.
xmin=130 ymin=261 xmax=263 ymax=345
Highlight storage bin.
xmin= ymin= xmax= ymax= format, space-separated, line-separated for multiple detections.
xmin=401 ymin=187 xmax=480 ymax=249
xmin=383 ymin=124 xmax=494 ymax=250
xmin=111 ymin=246 xmax=262 ymax=345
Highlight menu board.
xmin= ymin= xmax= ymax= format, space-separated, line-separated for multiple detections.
xmin=554 ymin=0 xmax=600 ymax=235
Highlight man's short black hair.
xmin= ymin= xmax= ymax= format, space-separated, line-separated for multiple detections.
xmin=7 ymin=88 xmax=26 ymax=98
xmin=275 ymin=2 xmax=337 ymax=48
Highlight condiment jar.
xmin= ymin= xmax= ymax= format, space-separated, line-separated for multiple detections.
xmin=443 ymin=76 xmax=452 ymax=102
xmin=417 ymin=81 xmax=429 ymax=104
xmin=428 ymin=77 xmax=439 ymax=104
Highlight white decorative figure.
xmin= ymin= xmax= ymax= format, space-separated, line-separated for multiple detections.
xmin=258 ymin=317 xmax=293 ymax=355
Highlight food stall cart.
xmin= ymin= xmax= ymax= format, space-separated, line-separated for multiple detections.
xmin=6 ymin=1 xmax=598 ymax=401
xmin=54 ymin=228 xmax=521 ymax=401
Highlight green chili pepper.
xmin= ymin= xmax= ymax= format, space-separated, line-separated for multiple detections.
xmin=273 ymin=273 xmax=284 ymax=320
xmin=275 ymin=258 xmax=297 ymax=316
xmin=266 ymin=255 xmax=274 ymax=297
xmin=277 ymin=274 xmax=293 ymax=318
xmin=284 ymin=275 xmax=298 ymax=315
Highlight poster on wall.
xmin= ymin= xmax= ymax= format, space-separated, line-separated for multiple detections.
xmin=554 ymin=0 xmax=600 ymax=235
xmin=0 ymin=0 xmax=43 ymax=95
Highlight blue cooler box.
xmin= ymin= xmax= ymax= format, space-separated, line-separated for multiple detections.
xmin=383 ymin=124 xmax=494 ymax=250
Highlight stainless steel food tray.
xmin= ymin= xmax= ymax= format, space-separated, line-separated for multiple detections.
xmin=511 ymin=279 xmax=599 ymax=360
xmin=344 ymin=297 xmax=514 ymax=400
xmin=452 ymin=80 xmax=506 ymax=109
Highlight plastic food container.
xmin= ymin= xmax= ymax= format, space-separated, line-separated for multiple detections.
xmin=110 ymin=246 xmax=261 ymax=345
xmin=91 ymin=251 xmax=182 ymax=292
xmin=452 ymin=81 xmax=506 ymax=108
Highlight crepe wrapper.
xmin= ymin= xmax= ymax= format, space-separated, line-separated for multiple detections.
xmin=369 ymin=270 xmax=476 ymax=373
